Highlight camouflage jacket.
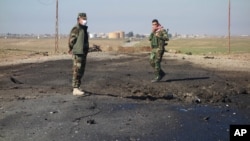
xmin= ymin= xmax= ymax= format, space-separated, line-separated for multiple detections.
xmin=68 ymin=24 xmax=89 ymax=54
xmin=149 ymin=28 xmax=169 ymax=49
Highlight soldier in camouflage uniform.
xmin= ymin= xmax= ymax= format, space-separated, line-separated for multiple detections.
xmin=68 ymin=13 xmax=89 ymax=95
xmin=149 ymin=19 xmax=169 ymax=83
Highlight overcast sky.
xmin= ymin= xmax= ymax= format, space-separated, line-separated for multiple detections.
xmin=0 ymin=0 xmax=249 ymax=35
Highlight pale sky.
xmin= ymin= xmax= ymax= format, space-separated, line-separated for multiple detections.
xmin=0 ymin=0 xmax=249 ymax=35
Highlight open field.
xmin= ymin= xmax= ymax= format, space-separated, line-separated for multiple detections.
xmin=0 ymin=37 xmax=249 ymax=63
xmin=169 ymin=37 xmax=250 ymax=54
xmin=135 ymin=37 xmax=250 ymax=55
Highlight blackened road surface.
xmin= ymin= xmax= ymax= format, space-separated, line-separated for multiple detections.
xmin=0 ymin=52 xmax=249 ymax=141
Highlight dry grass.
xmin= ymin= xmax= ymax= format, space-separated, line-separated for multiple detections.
xmin=135 ymin=37 xmax=250 ymax=55
xmin=168 ymin=37 xmax=250 ymax=55
xmin=89 ymin=39 xmax=151 ymax=53
xmin=0 ymin=38 xmax=140 ymax=62
xmin=0 ymin=37 xmax=249 ymax=63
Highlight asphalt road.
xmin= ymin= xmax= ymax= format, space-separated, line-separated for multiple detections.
xmin=0 ymin=52 xmax=249 ymax=141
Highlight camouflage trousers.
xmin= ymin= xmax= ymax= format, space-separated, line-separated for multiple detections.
xmin=72 ymin=54 xmax=88 ymax=88
xmin=149 ymin=48 xmax=164 ymax=77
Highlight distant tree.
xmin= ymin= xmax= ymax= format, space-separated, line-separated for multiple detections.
xmin=168 ymin=33 xmax=172 ymax=38
xmin=135 ymin=34 xmax=140 ymax=38
xmin=126 ymin=31 xmax=134 ymax=37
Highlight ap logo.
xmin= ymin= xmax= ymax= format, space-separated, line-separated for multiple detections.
xmin=230 ymin=125 xmax=249 ymax=141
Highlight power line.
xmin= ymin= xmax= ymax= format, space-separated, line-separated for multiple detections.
xmin=38 ymin=0 xmax=59 ymax=53
xmin=55 ymin=0 xmax=59 ymax=53
xmin=228 ymin=0 xmax=231 ymax=54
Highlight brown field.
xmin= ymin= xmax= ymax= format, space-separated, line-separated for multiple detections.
xmin=0 ymin=38 xmax=150 ymax=63
xmin=0 ymin=37 xmax=249 ymax=64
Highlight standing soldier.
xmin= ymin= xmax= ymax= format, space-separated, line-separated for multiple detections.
xmin=68 ymin=13 xmax=89 ymax=95
xmin=149 ymin=19 xmax=169 ymax=83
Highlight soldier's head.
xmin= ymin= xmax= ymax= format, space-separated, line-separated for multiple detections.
xmin=152 ymin=19 xmax=159 ymax=27
xmin=77 ymin=13 xmax=87 ymax=25
xmin=152 ymin=19 xmax=160 ymax=31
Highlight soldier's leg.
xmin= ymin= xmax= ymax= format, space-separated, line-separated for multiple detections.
xmin=149 ymin=49 xmax=156 ymax=68
xmin=72 ymin=55 xmax=79 ymax=88
xmin=155 ymin=49 xmax=164 ymax=76
xmin=158 ymin=48 xmax=165 ymax=75
xmin=151 ymin=48 xmax=165 ymax=82
xmin=72 ymin=55 xmax=84 ymax=88
xmin=78 ymin=53 xmax=87 ymax=81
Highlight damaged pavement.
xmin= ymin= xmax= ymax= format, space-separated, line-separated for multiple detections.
xmin=0 ymin=52 xmax=249 ymax=141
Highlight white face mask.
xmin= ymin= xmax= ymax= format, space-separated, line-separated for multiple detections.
xmin=80 ymin=19 xmax=87 ymax=26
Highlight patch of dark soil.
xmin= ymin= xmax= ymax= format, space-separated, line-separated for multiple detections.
xmin=0 ymin=53 xmax=249 ymax=110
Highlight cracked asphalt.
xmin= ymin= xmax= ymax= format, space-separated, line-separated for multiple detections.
xmin=0 ymin=52 xmax=249 ymax=141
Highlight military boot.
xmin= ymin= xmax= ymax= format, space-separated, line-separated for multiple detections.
xmin=151 ymin=70 xmax=166 ymax=83
xmin=160 ymin=69 xmax=166 ymax=77
xmin=73 ymin=88 xmax=85 ymax=96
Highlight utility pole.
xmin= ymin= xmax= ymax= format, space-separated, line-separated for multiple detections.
xmin=55 ymin=0 xmax=59 ymax=53
xmin=228 ymin=0 xmax=231 ymax=53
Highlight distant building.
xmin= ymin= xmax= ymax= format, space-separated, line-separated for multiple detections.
xmin=108 ymin=31 xmax=125 ymax=39
xmin=89 ymin=33 xmax=97 ymax=38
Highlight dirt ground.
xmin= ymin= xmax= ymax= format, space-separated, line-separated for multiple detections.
xmin=0 ymin=51 xmax=250 ymax=141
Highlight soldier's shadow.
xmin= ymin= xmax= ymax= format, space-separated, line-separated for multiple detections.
xmin=164 ymin=77 xmax=210 ymax=82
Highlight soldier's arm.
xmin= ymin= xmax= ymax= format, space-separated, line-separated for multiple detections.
xmin=68 ymin=27 xmax=78 ymax=50
xmin=157 ymin=29 xmax=169 ymax=41
xmin=149 ymin=32 xmax=154 ymax=41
